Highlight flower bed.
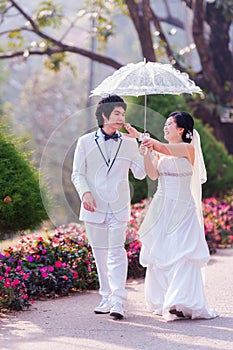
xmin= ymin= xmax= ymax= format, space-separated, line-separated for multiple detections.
xmin=0 ymin=196 xmax=232 ymax=312
xmin=203 ymin=196 xmax=233 ymax=252
xmin=0 ymin=225 xmax=98 ymax=311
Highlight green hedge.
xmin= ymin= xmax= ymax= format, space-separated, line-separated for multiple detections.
xmin=0 ymin=127 xmax=48 ymax=236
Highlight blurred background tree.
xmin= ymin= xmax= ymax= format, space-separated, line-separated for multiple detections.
xmin=0 ymin=0 xmax=232 ymax=150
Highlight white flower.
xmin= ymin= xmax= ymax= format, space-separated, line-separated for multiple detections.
xmin=186 ymin=130 xmax=193 ymax=139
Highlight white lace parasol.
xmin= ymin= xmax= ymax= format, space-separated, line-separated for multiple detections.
xmin=90 ymin=61 xmax=202 ymax=97
xmin=90 ymin=60 xmax=202 ymax=131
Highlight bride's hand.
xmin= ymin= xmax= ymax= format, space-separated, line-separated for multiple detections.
xmin=139 ymin=144 xmax=149 ymax=156
xmin=124 ymin=123 xmax=140 ymax=138
xmin=142 ymin=138 xmax=154 ymax=151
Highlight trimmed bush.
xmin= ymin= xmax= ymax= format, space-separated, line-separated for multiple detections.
xmin=0 ymin=128 xmax=48 ymax=236
xmin=195 ymin=119 xmax=233 ymax=198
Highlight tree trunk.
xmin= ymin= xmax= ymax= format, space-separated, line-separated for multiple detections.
xmin=206 ymin=3 xmax=233 ymax=104
xmin=125 ymin=0 xmax=156 ymax=61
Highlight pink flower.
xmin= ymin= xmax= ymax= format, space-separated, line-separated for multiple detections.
xmin=12 ymin=279 xmax=20 ymax=287
xmin=55 ymin=261 xmax=63 ymax=268
xmin=23 ymin=273 xmax=30 ymax=280
xmin=23 ymin=294 xmax=29 ymax=299
xmin=40 ymin=267 xmax=47 ymax=273
xmin=48 ymin=266 xmax=54 ymax=272
xmin=5 ymin=266 xmax=11 ymax=274
xmin=42 ymin=272 xmax=48 ymax=278
xmin=4 ymin=278 xmax=11 ymax=288
xmin=73 ymin=271 xmax=78 ymax=279
xmin=62 ymin=275 xmax=68 ymax=280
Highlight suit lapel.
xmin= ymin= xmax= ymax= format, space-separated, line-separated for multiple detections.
xmin=95 ymin=130 xmax=109 ymax=166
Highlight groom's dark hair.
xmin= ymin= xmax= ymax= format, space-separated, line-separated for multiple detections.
xmin=95 ymin=95 xmax=127 ymax=127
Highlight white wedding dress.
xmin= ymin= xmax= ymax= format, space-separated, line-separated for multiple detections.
xmin=139 ymin=155 xmax=218 ymax=321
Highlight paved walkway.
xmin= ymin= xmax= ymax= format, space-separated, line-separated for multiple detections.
xmin=1 ymin=249 xmax=233 ymax=350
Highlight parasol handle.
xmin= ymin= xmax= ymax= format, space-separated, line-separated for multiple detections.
xmin=144 ymin=92 xmax=147 ymax=133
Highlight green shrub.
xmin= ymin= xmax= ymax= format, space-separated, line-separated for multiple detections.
xmin=0 ymin=127 xmax=48 ymax=236
xmin=194 ymin=119 xmax=233 ymax=198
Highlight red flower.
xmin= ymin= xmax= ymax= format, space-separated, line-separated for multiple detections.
xmin=55 ymin=261 xmax=63 ymax=268
xmin=73 ymin=271 xmax=78 ymax=279
xmin=12 ymin=279 xmax=20 ymax=287
xmin=4 ymin=278 xmax=11 ymax=288
xmin=62 ymin=275 xmax=68 ymax=280
xmin=5 ymin=266 xmax=11 ymax=274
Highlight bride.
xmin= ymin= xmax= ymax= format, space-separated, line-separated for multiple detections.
xmin=125 ymin=111 xmax=218 ymax=321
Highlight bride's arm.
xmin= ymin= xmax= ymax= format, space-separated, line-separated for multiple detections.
xmin=142 ymin=138 xmax=194 ymax=164
xmin=141 ymin=148 xmax=159 ymax=180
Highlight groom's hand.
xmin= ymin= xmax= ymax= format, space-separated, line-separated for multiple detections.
xmin=82 ymin=192 xmax=96 ymax=212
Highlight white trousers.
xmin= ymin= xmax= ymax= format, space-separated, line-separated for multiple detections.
xmin=85 ymin=212 xmax=128 ymax=304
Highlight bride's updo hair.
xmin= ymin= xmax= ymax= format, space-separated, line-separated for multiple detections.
xmin=169 ymin=111 xmax=194 ymax=144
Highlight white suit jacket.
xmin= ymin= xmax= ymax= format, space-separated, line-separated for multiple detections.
xmin=71 ymin=128 xmax=146 ymax=223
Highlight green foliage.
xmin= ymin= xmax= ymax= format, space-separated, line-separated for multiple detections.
xmin=43 ymin=52 xmax=70 ymax=72
xmin=194 ymin=119 xmax=233 ymax=198
xmin=0 ymin=127 xmax=48 ymax=235
xmin=83 ymin=0 xmax=116 ymax=45
xmin=7 ymin=30 xmax=25 ymax=50
xmin=0 ymin=0 xmax=7 ymax=11
xmin=35 ymin=1 xmax=63 ymax=28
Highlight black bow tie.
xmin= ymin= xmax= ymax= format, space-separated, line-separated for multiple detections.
xmin=101 ymin=130 xmax=119 ymax=141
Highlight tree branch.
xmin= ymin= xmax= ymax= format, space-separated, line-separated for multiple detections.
xmin=9 ymin=0 xmax=39 ymax=31
xmin=0 ymin=46 xmax=123 ymax=69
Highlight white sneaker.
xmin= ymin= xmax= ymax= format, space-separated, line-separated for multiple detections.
xmin=110 ymin=301 xmax=124 ymax=319
xmin=94 ymin=298 xmax=111 ymax=314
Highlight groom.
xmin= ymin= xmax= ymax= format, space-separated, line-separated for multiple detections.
xmin=71 ymin=95 xmax=145 ymax=319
